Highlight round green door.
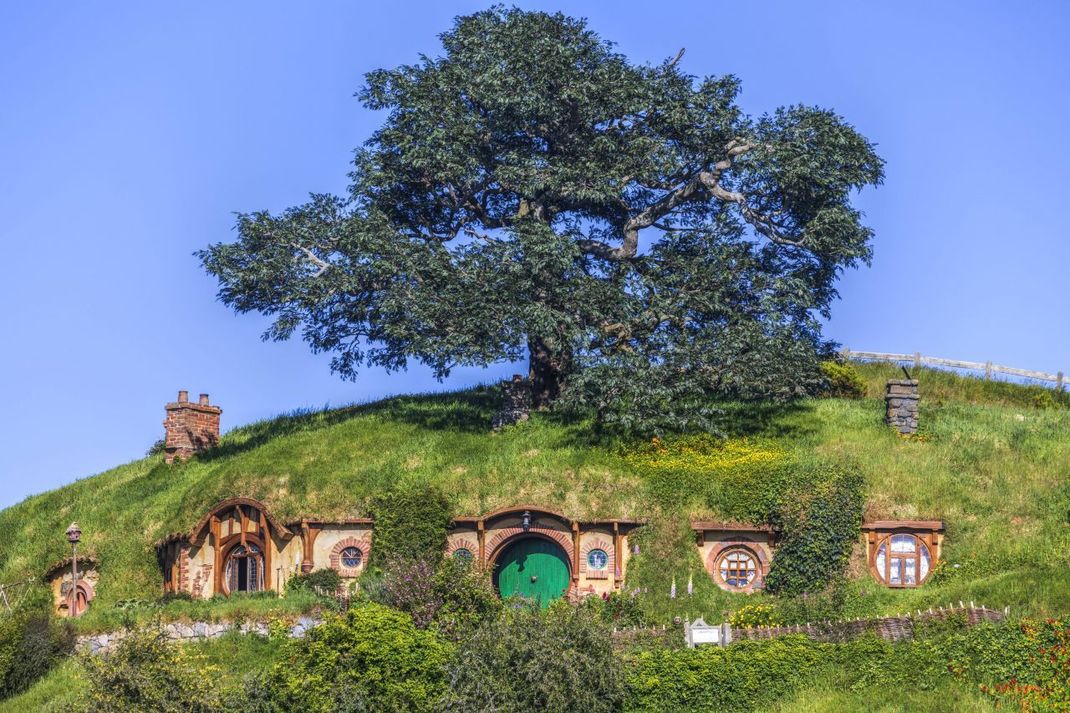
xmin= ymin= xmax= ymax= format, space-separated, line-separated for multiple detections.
xmin=493 ymin=537 xmax=570 ymax=606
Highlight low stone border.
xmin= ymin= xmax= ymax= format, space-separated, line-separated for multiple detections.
xmin=77 ymin=616 xmax=323 ymax=655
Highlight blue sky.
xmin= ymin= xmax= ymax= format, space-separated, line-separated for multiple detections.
xmin=1 ymin=1 xmax=1068 ymax=509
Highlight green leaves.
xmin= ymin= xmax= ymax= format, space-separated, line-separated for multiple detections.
xmin=200 ymin=7 xmax=884 ymax=434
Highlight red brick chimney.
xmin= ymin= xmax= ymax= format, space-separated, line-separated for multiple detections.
xmin=163 ymin=391 xmax=222 ymax=463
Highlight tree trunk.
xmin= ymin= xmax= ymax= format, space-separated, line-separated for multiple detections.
xmin=528 ymin=336 xmax=570 ymax=409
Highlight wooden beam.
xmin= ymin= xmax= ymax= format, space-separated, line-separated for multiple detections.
xmin=571 ymin=522 xmax=580 ymax=586
xmin=211 ymin=515 xmax=222 ymax=596
xmin=259 ymin=509 xmax=272 ymax=593
xmin=612 ymin=521 xmax=622 ymax=589
xmin=477 ymin=519 xmax=486 ymax=563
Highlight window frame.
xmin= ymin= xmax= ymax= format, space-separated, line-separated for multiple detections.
xmin=871 ymin=532 xmax=934 ymax=588
xmin=715 ymin=546 xmax=760 ymax=591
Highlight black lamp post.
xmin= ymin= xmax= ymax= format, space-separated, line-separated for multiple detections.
xmin=66 ymin=522 xmax=81 ymax=617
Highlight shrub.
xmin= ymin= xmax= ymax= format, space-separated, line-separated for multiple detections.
xmin=979 ymin=617 xmax=1070 ymax=710
xmin=440 ymin=602 xmax=624 ymax=712
xmin=729 ymin=603 xmax=782 ymax=629
xmin=0 ymin=602 xmax=75 ymax=701
xmin=765 ymin=465 xmax=865 ymax=596
xmin=820 ymin=360 xmax=866 ymax=399
xmin=285 ymin=568 xmax=342 ymax=597
xmin=624 ymin=636 xmax=827 ymax=712
xmin=80 ymin=628 xmax=223 ymax=712
xmin=369 ymin=484 xmax=453 ymax=567
xmin=375 ymin=554 xmax=500 ymax=640
xmin=261 ymin=603 xmax=450 ymax=713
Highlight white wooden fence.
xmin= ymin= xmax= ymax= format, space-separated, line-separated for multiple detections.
xmin=842 ymin=349 xmax=1066 ymax=391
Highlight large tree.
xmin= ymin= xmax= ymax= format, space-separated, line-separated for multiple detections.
xmin=200 ymin=7 xmax=883 ymax=433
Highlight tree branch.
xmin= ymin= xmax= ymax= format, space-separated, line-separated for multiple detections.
xmin=291 ymin=243 xmax=331 ymax=277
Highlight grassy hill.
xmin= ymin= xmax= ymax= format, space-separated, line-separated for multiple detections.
xmin=1 ymin=363 xmax=1068 ymax=629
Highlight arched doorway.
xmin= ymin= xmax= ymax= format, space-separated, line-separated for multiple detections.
xmin=493 ymin=536 xmax=570 ymax=606
xmin=224 ymin=543 xmax=264 ymax=593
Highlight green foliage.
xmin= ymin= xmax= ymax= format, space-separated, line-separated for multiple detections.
xmin=373 ymin=554 xmax=501 ymax=641
xmin=625 ymin=636 xmax=827 ymax=712
xmin=979 ymin=617 xmax=1070 ymax=710
xmin=285 ymin=568 xmax=342 ymax=597
xmin=80 ymin=628 xmax=223 ymax=712
xmin=260 ymin=604 xmax=450 ymax=713
xmin=369 ymin=484 xmax=453 ymax=567
xmin=199 ymin=7 xmax=883 ymax=432
xmin=429 ymin=556 xmax=501 ymax=642
xmin=729 ymin=603 xmax=783 ymax=629
xmin=765 ymin=465 xmax=865 ymax=596
xmin=441 ymin=602 xmax=624 ymax=712
xmin=0 ymin=603 xmax=74 ymax=701
xmin=819 ymin=360 xmax=866 ymax=399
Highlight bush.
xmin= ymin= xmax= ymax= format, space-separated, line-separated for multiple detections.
xmin=440 ymin=602 xmax=624 ymax=712
xmin=375 ymin=554 xmax=500 ymax=640
xmin=765 ymin=465 xmax=865 ymax=596
xmin=369 ymin=484 xmax=453 ymax=567
xmin=260 ymin=603 xmax=451 ymax=713
xmin=820 ymin=360 xmax=866 ymax=399
xmin=285 ymin=568 xmax=342 ymax=597
xmin=80 ymin=628 xmax=223 ymax=712
xmin=0 ymin=602 xmax=75 ymax=701
xmin=729 ymin=603 xmax=782 ymax=629
xmin=625 ymin=636 xmax=827 ymax=712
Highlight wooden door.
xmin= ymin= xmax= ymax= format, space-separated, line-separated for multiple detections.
xmin=493 ymin=537 xmax=570 ymax=606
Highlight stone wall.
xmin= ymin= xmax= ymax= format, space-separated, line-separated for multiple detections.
xmin=78 ymin=616 xmax=322 ymax=655
xmin=884 ymin=379 xmax=919 ymax=434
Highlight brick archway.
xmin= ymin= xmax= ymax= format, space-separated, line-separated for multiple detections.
xmin=705 ymin=541 xmax=769 ymax=593
xmin=486 ymin=526 xmax=574 ymax=564
xmin=329 ymin=537 xmax=371 ymax=578
xmin=446 ymin=538 xmax=478 ymax=558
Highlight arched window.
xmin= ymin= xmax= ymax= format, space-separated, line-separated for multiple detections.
xmin=873 ymin=534 xmax=931 ymax=587
xmin=225 ymin=544 xmax=263 ymax=593
xmin=586 ymin=549 xmax=609 ymax=571
xmin=340 ymin=547 xmax=362 ymax=569
xmin=452 ymin=547 xmax=474 ymax=563
xmin=717 ymin=548 xmax=757 ymax=589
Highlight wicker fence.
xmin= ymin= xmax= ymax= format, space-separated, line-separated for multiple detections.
xmin=843 ymin=349 xmax=1066 ymax=391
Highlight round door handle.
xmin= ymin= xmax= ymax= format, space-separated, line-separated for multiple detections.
xmin=530 ymin=575 xmax=538 ymax=583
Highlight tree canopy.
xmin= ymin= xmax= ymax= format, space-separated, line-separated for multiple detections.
xmin=200 ymin=6 xmax=883 ymax=433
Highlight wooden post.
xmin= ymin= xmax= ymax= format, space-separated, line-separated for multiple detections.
xmin=913 ymin=352 xmax=921 ymax=369
xmin=613 ymin=521 xmax=622 ymax=589
xmin=477 ymin=519 xmax=485 ymax=563
xmin=259 ymin=509 xmax=272 ymax=593
xmin=211 ymin=515 xmax=223 ymax=595
xmin=571 ymin=522 xmax=581 ymax=588
xmin=1058 ymin=372 xmax=1064 ymax=391
xmin=984 ymin=361 xmax=992 ymax=380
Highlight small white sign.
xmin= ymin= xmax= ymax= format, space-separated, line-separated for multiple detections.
xmin=685 ymin=618 xmax=730 ymax=648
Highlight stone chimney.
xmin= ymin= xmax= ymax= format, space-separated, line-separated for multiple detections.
xmin=492 ymin=374 xmax=532 ymax=429
xmin=163 ymin=391 xmax=222 ymax=463
xmin=884 ymin=379 xmax=919 ymax=434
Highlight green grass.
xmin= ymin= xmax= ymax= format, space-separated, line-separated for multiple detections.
xmin=0 ymin=366 xmax=1067 ymax=628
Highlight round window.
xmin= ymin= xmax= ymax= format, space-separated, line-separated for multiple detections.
xmin=873 ymin=534 xmax=930 ymax=587
xmin=587 ymin=549 xmax=609 ymax=571
xmin=453 ymin=547 xmax=474 ymax=562
xmin=340 ymin=546 xmax=363 ymax=569
xmin=718 ymin=548 xmax=757 ymax=589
